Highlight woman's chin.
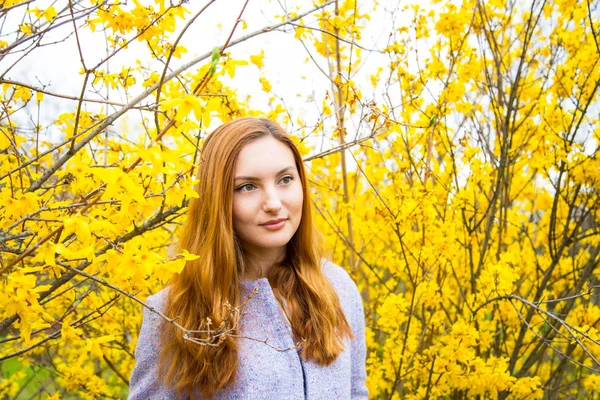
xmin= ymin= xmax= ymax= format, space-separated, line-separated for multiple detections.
xmin=250 ymin=235 xmax=293 ymax=251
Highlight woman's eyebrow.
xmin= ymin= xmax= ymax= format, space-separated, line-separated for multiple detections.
xmin=234 ymin=165 xmax=295 ymax=181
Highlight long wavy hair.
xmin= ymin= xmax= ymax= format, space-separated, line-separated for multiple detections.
xmin=159 ymin=117 xmax=353 ymax=398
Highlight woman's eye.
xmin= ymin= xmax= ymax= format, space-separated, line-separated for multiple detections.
xmin=237 ymin=183 xmax=255 ymax=192
xmin=280 ymin=175 xmax=293 ymax=184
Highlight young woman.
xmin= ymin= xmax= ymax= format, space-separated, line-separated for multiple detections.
xmin=128 ymin=117 xmax=368 ymax=399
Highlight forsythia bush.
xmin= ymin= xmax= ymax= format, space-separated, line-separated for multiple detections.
xmin=0 ymin=0 xmax=598 ymax=398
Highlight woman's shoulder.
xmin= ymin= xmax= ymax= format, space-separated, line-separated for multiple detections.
xmin=320 ymin=258 xmax=364 ymax=331
xmin=143 ymin=286 xmax=171 ymax=313
xmin=321 ymin=258 xmax=360 ymax=298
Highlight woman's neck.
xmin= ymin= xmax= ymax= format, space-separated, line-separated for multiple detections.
xmin=240 ymin=247 xmax=286 ymax=280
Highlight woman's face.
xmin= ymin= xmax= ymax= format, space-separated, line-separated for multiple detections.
xmin=232 ymin=136 xmax=304 ymax=260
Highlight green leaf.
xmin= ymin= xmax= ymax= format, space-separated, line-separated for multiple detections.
xmin=211 ymin=47 xmax=221 ymax=63
xmin=209 ymin=47 xmax=221 ymax=77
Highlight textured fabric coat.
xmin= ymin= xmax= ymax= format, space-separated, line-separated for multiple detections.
xmin=128 ymin=260 xmax=369 ymax=399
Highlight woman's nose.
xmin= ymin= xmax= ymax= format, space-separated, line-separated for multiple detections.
xmin=262 ymin=189 xmax=282 ymax=213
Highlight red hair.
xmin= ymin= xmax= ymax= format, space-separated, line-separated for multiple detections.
xmin=159 ymin=118 xmax=352 ymax=398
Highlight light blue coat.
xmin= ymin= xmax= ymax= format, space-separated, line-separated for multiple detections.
xmin=128 ymin=260 xmax=369 ymax=399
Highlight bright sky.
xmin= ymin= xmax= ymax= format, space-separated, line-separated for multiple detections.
xmin=3 ymin=0 xmax=406 ymax=149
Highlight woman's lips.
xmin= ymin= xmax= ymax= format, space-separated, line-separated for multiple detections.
xmin=261 ymin=219 xmax=287 ymax=231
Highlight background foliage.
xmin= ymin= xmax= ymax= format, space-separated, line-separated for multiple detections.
xmin=0 ymin=0 xmax=599 ymax=398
